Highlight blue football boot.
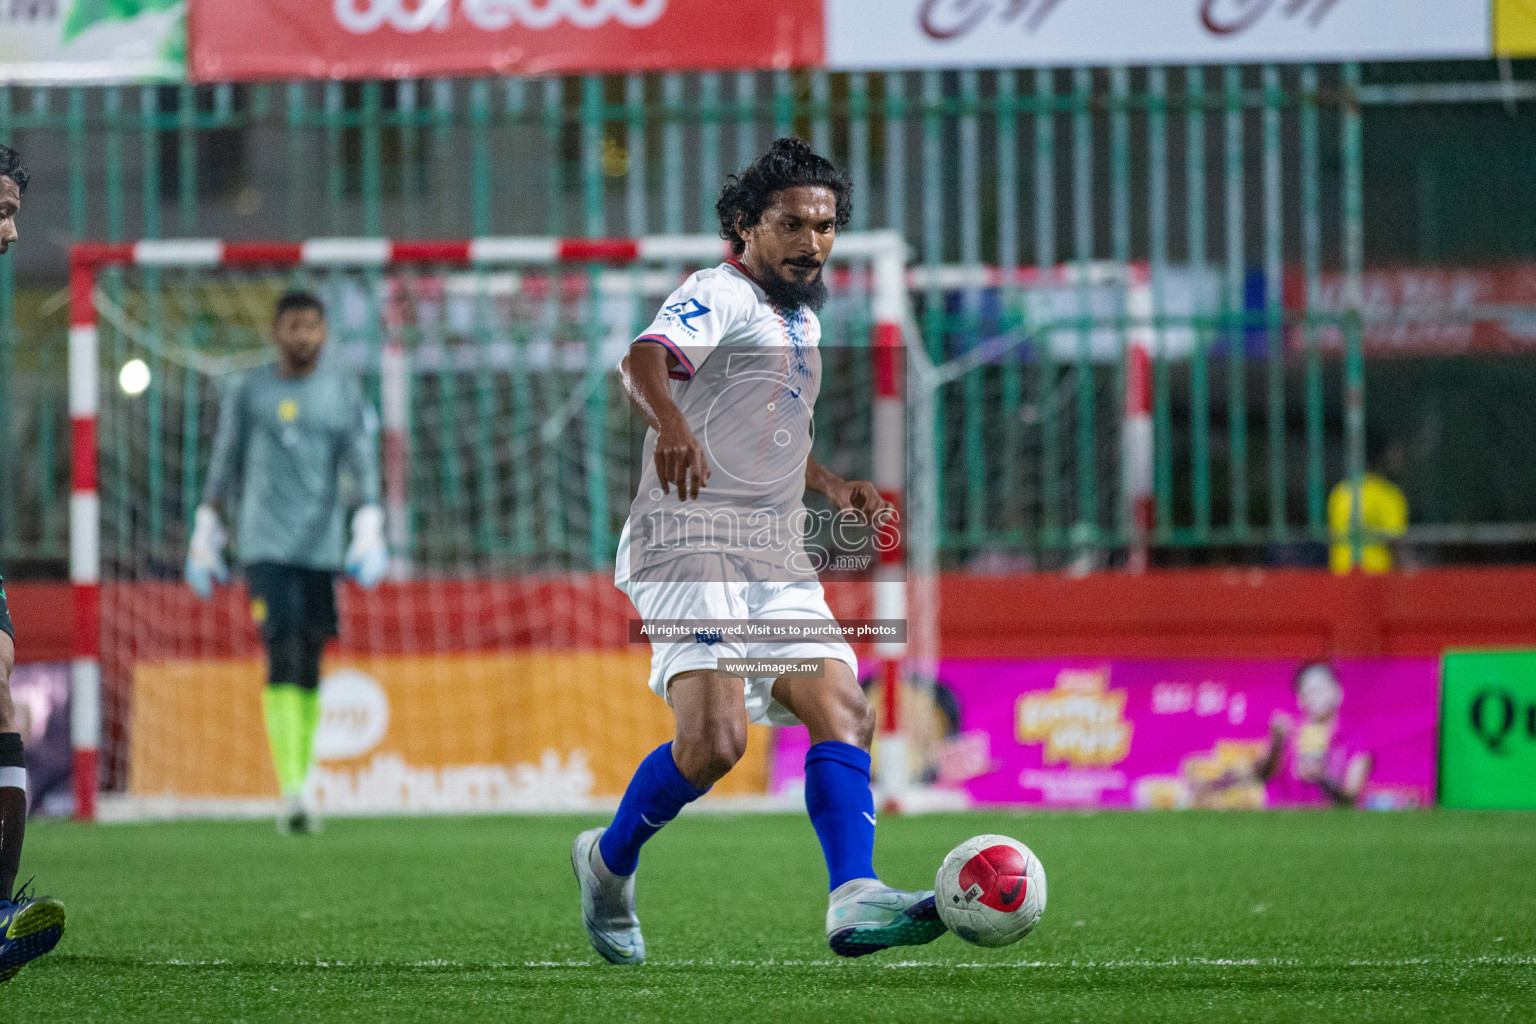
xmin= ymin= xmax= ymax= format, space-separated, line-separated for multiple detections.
xmin=0 ymin=883 xmax=65 ymax=982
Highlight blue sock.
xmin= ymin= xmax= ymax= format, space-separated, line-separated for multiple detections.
xmin=597 ymin=742 xmax=707 ymax=876
xmin=804 ymin=741 xmax=877 ymax=891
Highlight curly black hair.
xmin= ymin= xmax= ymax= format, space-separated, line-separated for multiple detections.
xmin=715 ymin=137 xmax=852 ymax=255
xmin=0 ymin=144 xmax=28 ymax=195
xmin=274 ymin=291 xmax=324 ymax=324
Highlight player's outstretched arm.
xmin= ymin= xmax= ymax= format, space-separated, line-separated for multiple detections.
xmin=622 ymin=342 xmax=710 ymax=502
xmin=345 ymin=506 xmax=388 ymax=589
xmin=185 ymin=377 xmax=246 ymax=599
xmin=1337 ymin=752 xmax=1375 ymax=807
xmin=805 ymin=456 xmax=889 ymax=520
xmin=342 ymin=380 xmax=388 ymax=588
xmin=185 ymin=507 xmax=230 ymax=600
xmin=1255 ymin=712 xmax=1290 ymax=783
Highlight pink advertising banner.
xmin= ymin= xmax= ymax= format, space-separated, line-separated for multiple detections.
xmin=772 ymin=659 xmax=1439 ymax=809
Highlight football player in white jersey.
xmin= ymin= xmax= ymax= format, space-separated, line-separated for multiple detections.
xmin=573 ymin=138 xmax=945 ymax=962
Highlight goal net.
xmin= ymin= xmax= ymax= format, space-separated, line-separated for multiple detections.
xmin=907 ymin=262 xmax=1158 ymax=578
xmin=68 ymin=237 xmax=1154 ymax=820
xmin=68 ymin=234 xmax=918 ymax=820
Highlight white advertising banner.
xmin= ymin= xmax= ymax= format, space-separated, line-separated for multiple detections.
xmin=0 ymin=0 xmax=185 ymax=84
xmin=827 ymin=0 xmax=1492 ymax=70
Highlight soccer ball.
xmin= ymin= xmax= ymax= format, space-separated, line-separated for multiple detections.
xmin=935 ymin=834 xmax=1047 ymax=947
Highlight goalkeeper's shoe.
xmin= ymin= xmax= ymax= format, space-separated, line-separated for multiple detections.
xmin=571 ymin=827 xmax=644 ymax=965
xmin=826 ymin=878 xmax=946 ymax=958
xmin=277 ymin=795 xmax=322 ymax=836
xmin=0 ymin=884 xmax=66 ymax=982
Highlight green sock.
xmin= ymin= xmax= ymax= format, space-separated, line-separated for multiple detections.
xmin=262 ymin=685 xmax=304 ymax=798
xmin=294 ymin=688 xmax=322 ymax=790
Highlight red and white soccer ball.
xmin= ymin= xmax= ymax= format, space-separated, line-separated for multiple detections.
xmin=935 ymin=834 xmax=1047 ymax=947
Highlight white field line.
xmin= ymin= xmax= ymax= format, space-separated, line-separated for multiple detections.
xmin=128 ymin=955 xmax=1536 ymax=970
xmin=95 ymin=794 xmax=823 ymax=823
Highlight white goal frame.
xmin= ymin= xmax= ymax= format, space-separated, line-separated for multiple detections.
xmin=66 ymin=232 xmax=915 ymax=821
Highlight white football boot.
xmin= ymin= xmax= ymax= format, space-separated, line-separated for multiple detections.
xmin=571 ymin=827 xmax=645 ymax=965
xmin=826 ymin=877 xmax=947 ymax=958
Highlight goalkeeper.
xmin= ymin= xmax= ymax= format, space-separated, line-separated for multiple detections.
xmin=186 ymin=291 xmax=385 ymax=834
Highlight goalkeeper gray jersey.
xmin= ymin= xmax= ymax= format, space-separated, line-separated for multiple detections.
xmin=202 ymin=362 xmax=380 ymax=571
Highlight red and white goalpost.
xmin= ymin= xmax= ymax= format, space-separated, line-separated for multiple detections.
xmin=68 ymin=252 xmax=102 ymax=822
xmin=1123 ymin=264 xmax=1155 ymax=574
xmin=66 ymin=232 xmax=917 ymax=820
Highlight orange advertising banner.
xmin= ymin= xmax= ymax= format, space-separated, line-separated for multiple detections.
xmin=130 ymin=652 xmax=770 ymax=810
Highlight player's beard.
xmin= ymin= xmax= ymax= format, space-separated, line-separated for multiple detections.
xmin=762 ymin=263 xmax=829 ymax=314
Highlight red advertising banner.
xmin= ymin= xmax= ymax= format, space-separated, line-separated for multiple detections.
xmin=190 ymin=0 xmax=825 ymax=82
xmin=1286 ymin=265 xmax=1536 ymax=356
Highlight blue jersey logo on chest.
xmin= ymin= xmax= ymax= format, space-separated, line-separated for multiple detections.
xmin=663 ymin=298 xmax=711 ymax=333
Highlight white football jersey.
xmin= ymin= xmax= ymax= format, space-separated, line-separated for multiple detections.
xmin=616 ymin=259 xmax=824 ymax=588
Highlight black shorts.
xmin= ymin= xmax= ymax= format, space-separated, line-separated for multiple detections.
xmin=245 ymin=563 xmax=338 ymax=643
xmin=0 ymin=576 xmax=12 ymax=640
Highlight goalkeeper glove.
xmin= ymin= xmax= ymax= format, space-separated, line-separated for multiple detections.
xmin=185 ymin=505 xmax=229 ymax=600
xmin=345 ymin=504 xmax=388 ymax=589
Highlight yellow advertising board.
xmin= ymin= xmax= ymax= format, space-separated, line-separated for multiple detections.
xmin=1497 ymin=0 xmax=1536 ymax=55
xmin=130 ymin=652 xmax=770 ymax=810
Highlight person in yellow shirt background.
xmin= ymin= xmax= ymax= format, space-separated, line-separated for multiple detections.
xmin=1329 ymin=440 xmax=1409 ymax=574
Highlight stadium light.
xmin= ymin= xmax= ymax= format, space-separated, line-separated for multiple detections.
xmin=118 ymin=358 xmax=151 ymax=396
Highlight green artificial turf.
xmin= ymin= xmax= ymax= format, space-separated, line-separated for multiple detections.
xmin=3 ymin=810 xmax=1534 ymax=1022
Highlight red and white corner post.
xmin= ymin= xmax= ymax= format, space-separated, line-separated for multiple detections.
xmin=1123 ymin=266 xmax=1155 ymax=574
xmin=869 ymin=234 xmax=908 ymax=806
xmin=68 ymin=251 xmax=101 ymax=821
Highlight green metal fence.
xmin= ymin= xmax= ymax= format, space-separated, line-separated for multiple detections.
xmin=4 ymin=63 xmax=1536 ymax=570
